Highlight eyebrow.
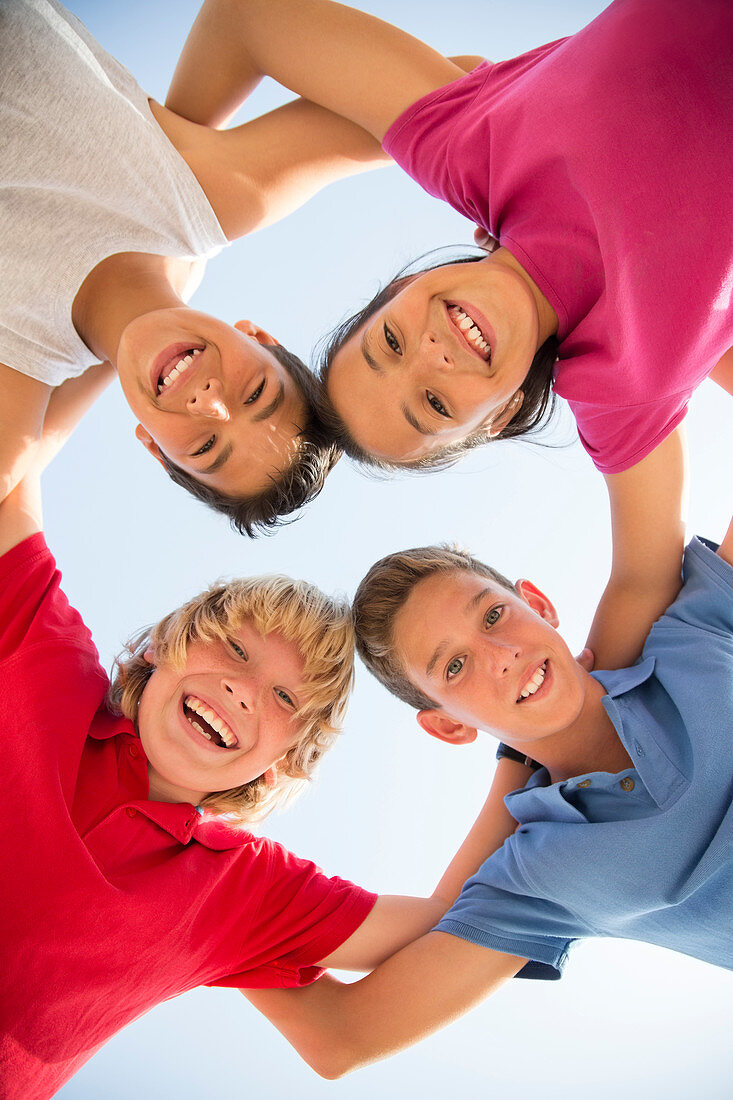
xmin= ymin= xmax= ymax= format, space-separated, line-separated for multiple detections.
xmin=424 ymin=586 xmax=494 ymax=678
xmin=253 ymin=380 xmax=285 ymax=422
xmin=360 ymin=331 xmax=382 ymax=373
xmin=201 ymin=441 xmax=234 ymax=475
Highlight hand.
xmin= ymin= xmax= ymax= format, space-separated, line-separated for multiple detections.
xmin=473 ymin=226 xmax=499 ymax=253
xmin=575 ymin=647 xmax=595 ymax=672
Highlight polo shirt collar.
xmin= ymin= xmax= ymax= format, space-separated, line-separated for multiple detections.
xmin=593 ymin=658 xmax=689 ymax=810
xmin=89 ymin=716 xmax=251 ymax=851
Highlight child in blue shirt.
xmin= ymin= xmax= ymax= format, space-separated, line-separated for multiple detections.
xmin=238 ymin=516 xmax=733 ymax=1077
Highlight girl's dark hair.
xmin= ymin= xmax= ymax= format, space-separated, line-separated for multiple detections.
xmin=159 ymin=344 xmax=340 ymax=537
xmin=317 ymin=253 xmax=559 ymax=472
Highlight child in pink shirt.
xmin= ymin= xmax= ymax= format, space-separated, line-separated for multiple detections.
xmin=209 ymin=0 xmax=732 ymax=669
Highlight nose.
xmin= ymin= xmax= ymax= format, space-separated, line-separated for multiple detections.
xmin=222 ymin=676 xmax=256 ymax=713
xmin=418 ymin=330 xmax=453 ymax=370
xmin=484 ymin=641 xmax=521 ymax=677
xmin=186 ymin=377 xmax=230 ymax=420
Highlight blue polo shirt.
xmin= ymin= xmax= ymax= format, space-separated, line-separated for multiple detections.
xmin=437 ymin=537 xmax=733 ymax=978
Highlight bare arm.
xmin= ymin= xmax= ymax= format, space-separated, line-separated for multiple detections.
xmin=587 ymin=425 xmax=688 ymax=669
xmin=35 ymin=361 xmax=116 ymax=470
xmin=0 ymin=363 xmax=51 ymax=506
xmin=171 ymin=0 xmax=465 ymax=142
xmin=717 ymin=514 xmax=733 ymax=568
xmin=241 ymin=756 xmax=530 ymax=1067
xmin=246 ymin=933 xmax=525 ymax=1078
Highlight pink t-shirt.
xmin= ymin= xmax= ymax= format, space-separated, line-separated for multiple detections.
xmin=383 ymin=0 xmax=733 ymax=473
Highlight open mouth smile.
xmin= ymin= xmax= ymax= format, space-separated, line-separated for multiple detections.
xmin=447 ymin=304 xmax=493 ymax=363
xmin=182 ymin=695 xmax=239 ymax=750
xmin=516 ymin=660 xmax=548 ymax=703
xmin=153 ymin=344 xmax=204 ymax=396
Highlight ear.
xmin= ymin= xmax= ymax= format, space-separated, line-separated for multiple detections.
xmin=262 ymin=765 xmax=278 ymax=789
xmin=487 ymin=390 xmax=524 ymax=438
xmin=234 ymin=319 xmax=280 ymax=347
xmin=417 ymin=709 xmax=478 ymax=745
xmin=514 ymin=578 xmax=559 ymax=628
xmin=134 ymin=424 xmax=167 ymax=470
xmin=143 ymin=647 xmax=156 ymax=666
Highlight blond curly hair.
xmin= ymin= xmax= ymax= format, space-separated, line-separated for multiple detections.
xmin=108 ymin=574 xmax=354 ymax=824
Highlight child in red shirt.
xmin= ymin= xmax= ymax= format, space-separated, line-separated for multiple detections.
xmin=0 ymin=440 xmax=527 ymax=1098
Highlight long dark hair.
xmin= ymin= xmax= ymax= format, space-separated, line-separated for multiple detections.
xmin=317 ymin=253 xmax=559 ymax=472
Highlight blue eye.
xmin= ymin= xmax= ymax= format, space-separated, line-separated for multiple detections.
xmin=276 ymin=688 xmax=295 ymax=707
xmin=229 ymin=640 xmax=247 ymax=660
xmin=193 ymin=435 xmax=215 ymax=457
xmin=384 ymin=323 xmax=401 ymax=354
xmin=446 ymin=657 xmax=464 ymax=680
xmin=485 ymin=606 xmax=503 ymax=627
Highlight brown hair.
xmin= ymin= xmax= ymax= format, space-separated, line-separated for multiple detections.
xmin=353 ymin=545 xmax=516 ymax=710
xmin=160 ymin=345 xmax=341 ymax=536
xmin=317 ymin=255 xmax=558 ymax=472
xmin=108 ymin=573 xmax=355 ymax=823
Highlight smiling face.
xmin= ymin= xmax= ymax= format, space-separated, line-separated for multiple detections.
xmin=137 ymin=621 xmax=308 ymax=805
xmin=326 ymin=253 xmax=554 ymax=462
xmin=391 ymin=569 xmax=587 ymax=750
xmin=116 ymin=308 xmax=307 ymax=498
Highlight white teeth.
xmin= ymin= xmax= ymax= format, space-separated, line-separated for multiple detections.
xmin=159 ymin=349 xmax=201 ymax=393
xmin=184 ymin=695 xmax=236 ymax=747
xmin=518 ymin=661 xmax=547 ymax=701
xmin=449 ymin=306 xmax=491 ymax=359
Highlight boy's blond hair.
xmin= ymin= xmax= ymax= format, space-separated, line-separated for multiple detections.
xmin=353 ymin=546 xmax=516 ymax=710
xmin=108 ymin=575 xmax=354 ymax=824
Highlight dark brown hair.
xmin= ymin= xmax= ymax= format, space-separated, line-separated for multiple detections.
xmin=160 ymin=345 xmax=340 ymax=536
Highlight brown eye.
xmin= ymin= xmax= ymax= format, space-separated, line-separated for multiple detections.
xmin=193 ymin=435 xmax=215 ymax=456
xmin=427 ymin=392 xmax=450 ymax=418
xmin=384 ymin=324 xmax=401 ymax=354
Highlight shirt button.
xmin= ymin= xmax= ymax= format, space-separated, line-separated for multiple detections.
xmin=620 ymin=777 xmax=635 ymax=792
xmin=126 ymin=807 xmax=137 ymax=818
xmin=128 ymin=744 xmax=139 ymax=759
xmin=634 ymin=740 xmax=645 ymax=757
xmin=577 ymin=779 xmax=591 ymax=788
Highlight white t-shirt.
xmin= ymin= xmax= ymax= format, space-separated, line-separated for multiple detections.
xmin=0 ymin=0 xmax=228 ymax=385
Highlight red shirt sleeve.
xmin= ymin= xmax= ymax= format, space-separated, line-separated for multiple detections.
xmin=0 ymin=532 xmax=95 ymax=661
xmin=207 ymin=838 xmax=377 ymax=990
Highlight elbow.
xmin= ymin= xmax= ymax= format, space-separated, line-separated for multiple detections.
xmin=308 ymin=1044 xmax=361 ymax=1081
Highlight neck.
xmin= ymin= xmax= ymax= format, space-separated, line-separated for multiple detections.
xmin=71 ymin=251 xmax=195 ymax=366
xmin=147 ymin=763 xmax=205 ymax=807
xmin=490 ymin=247 xmax=559 ymax=347
xmin=508 ymin=672 xmax=632 ymax=783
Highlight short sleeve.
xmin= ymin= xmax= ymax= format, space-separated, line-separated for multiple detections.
xmin=568 ymin=392 xmax=691 ymax=474
xmin=383 ymin=62 xmax=495 ymax=225
xmin=0 ymin=532 xmax=94 ymax=662
xmin=207 ymin=840 xmax=377 ymax=990
xmin=652 ymin=537 xmax=733 ymax=639
xmin=436 ymin=838 xmax=588 ymax=979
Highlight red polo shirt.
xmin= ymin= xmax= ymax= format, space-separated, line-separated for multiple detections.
xmin=0 ymin=534 xmax=376 ymax=1100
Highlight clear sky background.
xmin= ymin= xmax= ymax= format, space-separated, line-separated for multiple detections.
xmin=50 ymin=2 xmax=732 ymax=1098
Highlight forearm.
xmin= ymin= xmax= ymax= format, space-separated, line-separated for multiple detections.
xmin=432 ymin=757 xmax=530 ymax=907
xmin=37 ymin=362 xmax=116 ymax=471
xmin=244 ymin=933 xmax=523 ymax=1078
xmin=173 ymin=0 xmax=462 ymax=142
xmin=585 ymin=569 xmax=683 ymax=670
xmin=166 ymin=0 xmax=264 ymax=127
xmin=593 ymin=426 xmax=688 ymax=669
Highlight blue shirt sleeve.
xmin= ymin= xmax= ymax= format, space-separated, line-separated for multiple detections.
xmin=436 ymin=834 xmax=589 ymax=980
xmin=651 ymin=536 xmax=733 ymax=640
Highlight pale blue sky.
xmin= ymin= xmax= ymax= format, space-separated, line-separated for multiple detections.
xmin=48 ymin=2 xmax=732 ymax=1098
